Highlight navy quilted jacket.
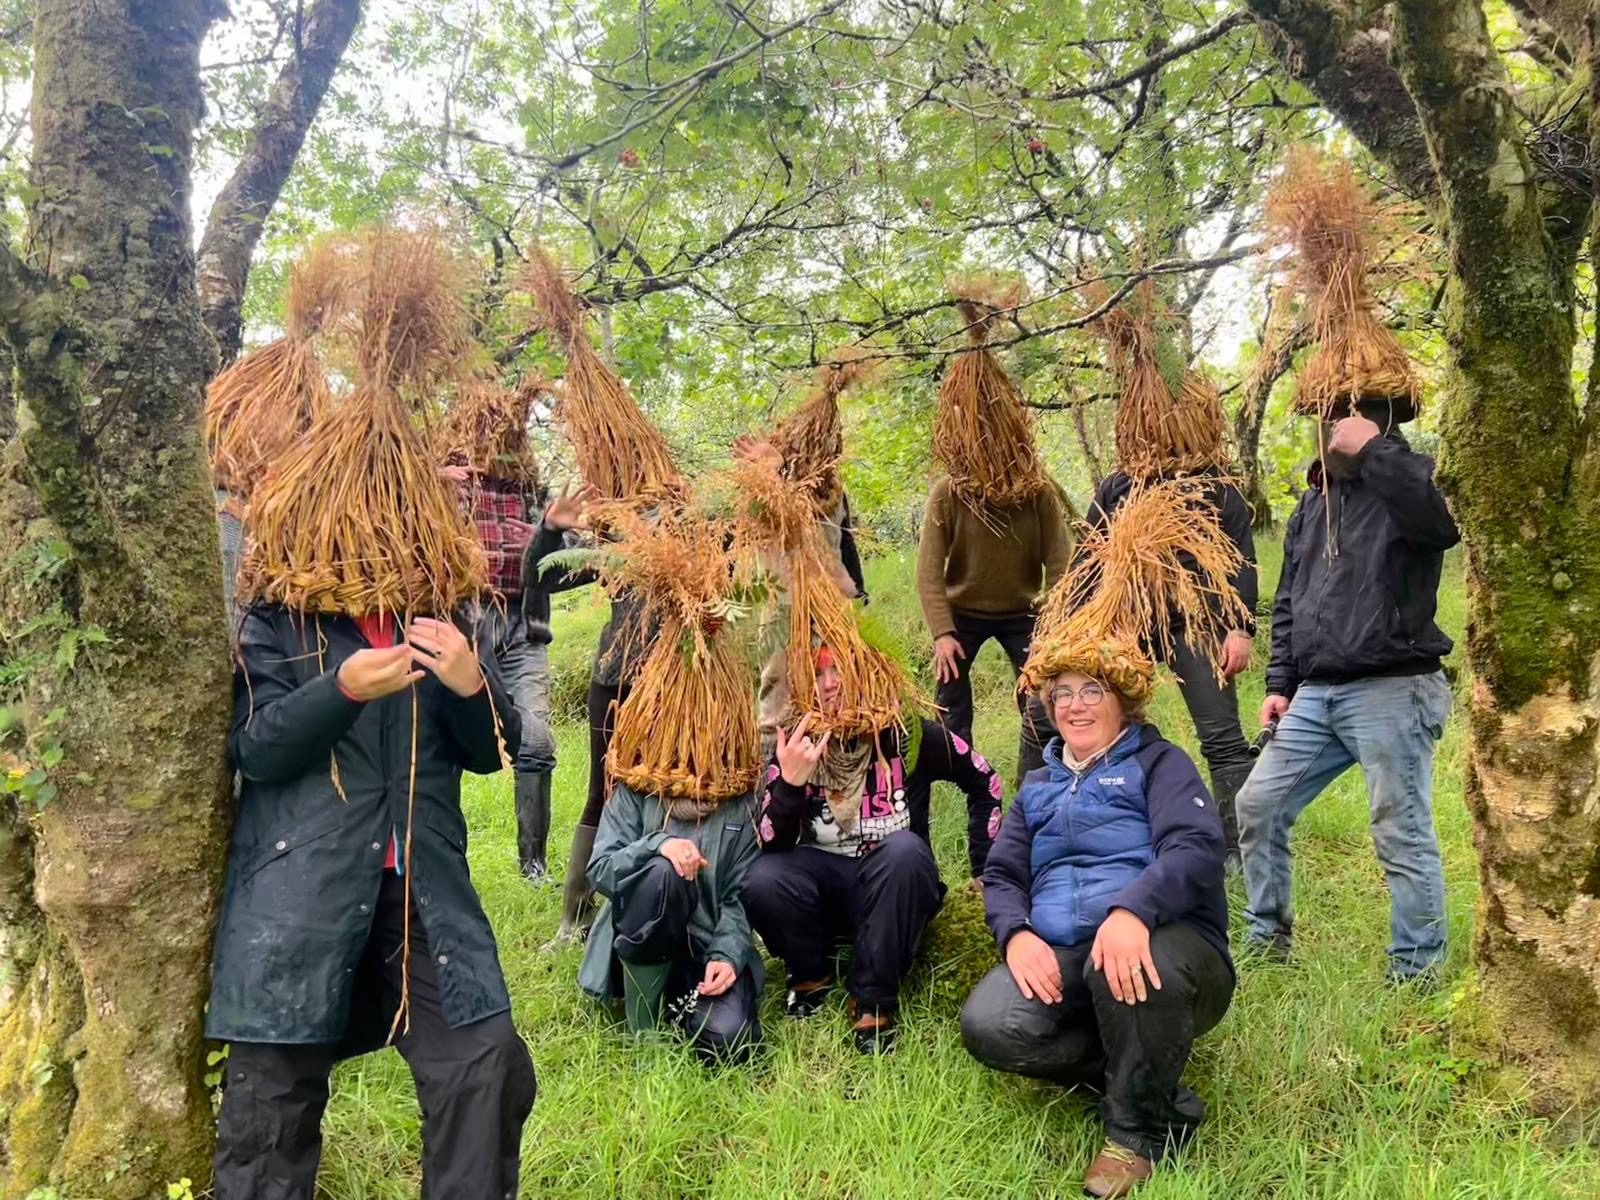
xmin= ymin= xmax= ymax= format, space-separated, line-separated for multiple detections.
xmin=981 ymin=725 xmax=1231 ymax=971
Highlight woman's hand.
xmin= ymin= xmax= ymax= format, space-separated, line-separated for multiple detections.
xmin=775 ymin=713 xmax=830 ymax=787
xmin=406 ymin=618 xmax=483 ymax=698
xmin=543 ymin=483 xmax=600 ymax=532
xmin=658 ymin=837 xmax=708 ymax=880
xmin=699 ymin=959 xmax=737 ymax=996
xmin=337 ymin=645 xmax=423 ymax=701
xmin=1004 ymin=929 xmax=1063 ymax=1004
xmin=1091 ymin=908 xmax=1162 ymax=1005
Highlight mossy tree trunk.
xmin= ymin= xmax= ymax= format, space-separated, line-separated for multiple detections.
xmin=1250 ymin=0 xmax=1600 ymax=1112
xmin=0 ymin=2 xmax=234 ymax=1195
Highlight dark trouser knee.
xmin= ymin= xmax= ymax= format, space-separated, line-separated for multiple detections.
xmin=614 ymin=855 xmax=696 ymax=964
xmin=684 ymin=975 xmax=763 ymax=1065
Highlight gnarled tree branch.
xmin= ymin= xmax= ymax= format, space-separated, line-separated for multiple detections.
xmin=196 ymin=0 xmax=362 ymax=363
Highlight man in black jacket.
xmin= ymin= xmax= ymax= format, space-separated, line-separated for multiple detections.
xmin=1087 ymin=469 xmax=1257 ymax=865
xmin=1236 ymin=402 xmax=1458 ymax=982
xmin=209 ymin=608 xmax=536 ymax=1197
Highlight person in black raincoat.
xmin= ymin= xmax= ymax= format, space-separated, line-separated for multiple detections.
xmin=207 ymin=606 xmax=535 ymax=1198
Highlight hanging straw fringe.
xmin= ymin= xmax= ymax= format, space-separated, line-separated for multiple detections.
xmin=522 ymin=244 xmax=682 ymax=502
xmin=769 ymin=350 xmax=875 ymax=514
xmin=1088 ymin=280 xmax=1231 ymax=479
xmin=933 ymin=277 xmax=1052 ymax=518
xmin=1021 ymin=478 xmax=1250 ymax=700
xmin=1262 ymin=148 xmax=1420 ymax=418
xmin=721 ymin=459 xmax=925 ymax=739
xmin=434 ymin=373 xmax=549 ymax=487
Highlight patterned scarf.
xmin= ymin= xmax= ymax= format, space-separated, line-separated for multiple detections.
xmin=809 ymin=734 xmax=875 ymax=836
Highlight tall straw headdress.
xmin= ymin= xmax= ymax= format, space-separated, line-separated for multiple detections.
xmin=239 ymin=225 xmax=488 ymax=618
xmin=434 ymin=372 xmax=549 ymax=488
xmin=1020 ymin=478 xmax=1249 ymax=703
xmin=1262 ymin=148 xmax=1420 ymax=419
xmin=769 ymin=351 xmax=874 ymax=515
xmin=203 ymin=236 xmax=351 ymax=499
xmin=1089 ymin=280 xmax=1230 ymax=479
xmin=932 ymin=276 xmax=1052 ymax=517
xmin=721 ymin=458 xmax=924 ymax=740
xmin=522 ymin=244 xmax=682 ymax=503
xmin=580 ymin=503 xmax=758 ymax=805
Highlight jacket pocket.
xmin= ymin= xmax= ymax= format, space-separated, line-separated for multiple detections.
xmin=236 ymin=817 xmax=345 ymax=884
xmin=426 ymin=809 xmax=470 ymax=855
xmin=1415 ymin=672 xmax=1452 ymax=741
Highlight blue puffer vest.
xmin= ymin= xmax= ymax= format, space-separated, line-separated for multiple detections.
xmin=1018 ymin=726 xmax=1154 ymax=948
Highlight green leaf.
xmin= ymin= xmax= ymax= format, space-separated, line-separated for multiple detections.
xmin=67 ymin=273 xmax=88 ymax=290
xmin=31 ymin=781 xmax=57 ymax=809
xmin=40 ymin=746 xmax=64 ymax=768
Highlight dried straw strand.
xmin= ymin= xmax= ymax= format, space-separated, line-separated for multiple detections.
xmin=204 ymin=337 xmax=332 ymax=499
xmin=1089 ymin=281 xmax=1230 ymax=479
xmin=1021 ymin=477 xmax=1249 ymax=699
xmin=769 ymin=351 xmax=875 ymax=514
xmin=522 ymin=244 xmax=682 ymax=502
xmin=933 ymin=291 xmax=1052 ymax=517
xmin=434 ymin=373 xmax=548 ymax=487
xmin=238 ymin=382 xmax=488 ymax=616
xmin=1262 ymin=148 xmax=1419 ymax=417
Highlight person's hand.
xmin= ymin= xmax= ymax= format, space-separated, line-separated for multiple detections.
xmin=1220 ymin=631 xmax=1253 ymax=680
xmin=659 ymin=836 xmax=708 ymax=880
xmin=965 ymin=876 xmax=985 ymax=895
xmin=1091 ymin=908 xmax=1161 ymax=1005
xmin=1260 ymin=693 xmax=1290 ymax=728
xmin=775 ymin=713 xmax=830 ymax=787
xmin=732 ymin=434 xmax=783 ymax=471
xmin=406 ymin=618 xmax=482 ymax=698
xmin=501 ymin=516 xmax=537 ymax=554
xmin=338 ymin=644 xmax=424 ymax=701
xmin=699 ymin=959 xmax=737 ymax=996
xmin=1005 ymin=929 xmax=1063 ymax=1004
xmin=933 ymin=634 xmax=967 ymax=685
xmin=1328 ymin=414 xmax=1380 ymax=458
xmin=439 ymin=464 xmax=473 ymax=484
xmin=542 ymin=483 xmax=600 ymax=532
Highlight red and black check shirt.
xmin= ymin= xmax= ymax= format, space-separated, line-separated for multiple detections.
xmin=466 ymin=477 xmax=535 ymax=598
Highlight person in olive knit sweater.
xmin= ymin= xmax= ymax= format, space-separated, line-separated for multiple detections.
xmin=916 ymin=476 xmax=1071 ymax=781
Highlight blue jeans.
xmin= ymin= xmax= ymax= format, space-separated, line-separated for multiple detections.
xmin=474 ymin=602 xmax=556 ymax=774
xmin=1236 ymin=671 xmax=1451 ymax=977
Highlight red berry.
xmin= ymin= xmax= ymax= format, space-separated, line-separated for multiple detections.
xmin=1026 ymin=138 xmax=1045 ymax=153
xmin=619 ymin=147 xmax=640 ymax=168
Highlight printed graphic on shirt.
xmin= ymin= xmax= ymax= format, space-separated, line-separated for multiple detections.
xmin=809 ymin=756 xmax=910 ymax=856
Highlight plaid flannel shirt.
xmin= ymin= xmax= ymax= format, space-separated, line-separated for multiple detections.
xmin=467 ymin=477 xmax=534 ymax=598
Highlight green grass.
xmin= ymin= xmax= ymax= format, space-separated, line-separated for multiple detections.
xmin=317 ymin=542 xmax=1600 ymax=1199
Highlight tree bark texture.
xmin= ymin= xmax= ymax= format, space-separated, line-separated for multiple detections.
xmin=1232 ymin=316 xmax=1307 ymax=531
xmin=0 ymin=2 xmax=233 ymax=1195
xmin=1256 ymin=0 xmax=1600 ymax=1113
xmin=196 ymin=0 xmax=361 ymax=364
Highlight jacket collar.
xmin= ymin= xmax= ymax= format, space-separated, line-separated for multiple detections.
xmin=1041 ymin=724 xmax=1145 ymax=783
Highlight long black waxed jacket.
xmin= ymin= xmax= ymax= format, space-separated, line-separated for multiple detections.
xmin=206 ymin=605 xmax=521 ymax=1045
xmin=1266 ymin=432 xmax=1459 ymax=699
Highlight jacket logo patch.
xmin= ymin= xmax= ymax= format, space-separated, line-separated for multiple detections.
xmin=1193 ymin=796 xmax=1206 ymax=807
xmin=1097 ymin=776 xmax=1126 ymax=786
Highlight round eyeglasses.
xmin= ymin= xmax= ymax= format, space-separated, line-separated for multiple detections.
xmin=1047 ymin=682 xmax=1106 ymax=708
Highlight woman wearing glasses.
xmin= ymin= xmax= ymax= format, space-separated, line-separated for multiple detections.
xmin=961 ymin=665 xmax=1234 ymax=1198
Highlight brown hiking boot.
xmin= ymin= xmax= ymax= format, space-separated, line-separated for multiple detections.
xmin=1082 ymin=1140 xmax=1152 ymax=1197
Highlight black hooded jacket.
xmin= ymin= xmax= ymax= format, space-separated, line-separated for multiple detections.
xmin=1267 ymin=432 xmax=1458 ymax=699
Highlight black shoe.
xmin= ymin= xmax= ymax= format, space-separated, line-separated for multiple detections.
xmin=1385 ymin=963 xmax=1444 ymax=993
xmin=520 ymin=856 xmax=551 ymax=883
xmin=1242 ymin=932 xmax=1291 ymax=964
xmin=852 ymin=1016 xmax=896 ymax=1055
xmin=785 ymin=981 xmax=832 ymax=1018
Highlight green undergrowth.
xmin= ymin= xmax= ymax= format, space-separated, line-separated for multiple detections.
xmin=316 ymin=543 xmax=1600 ymax=1198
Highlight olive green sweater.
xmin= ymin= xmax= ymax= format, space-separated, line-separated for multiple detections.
xmin=916 ymin=477 xmax=1071 ymax=636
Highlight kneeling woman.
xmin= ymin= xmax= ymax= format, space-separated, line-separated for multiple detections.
xmin=577 ymin=775 xmax=764 ymax=1062
xmin=960 ymin=480 xmax=1246 ymax=1198
xmin=744 ymin=646 xmax=1002 ymax=1053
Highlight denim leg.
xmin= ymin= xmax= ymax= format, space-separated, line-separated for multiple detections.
xmin=1235 ymin=684 xmax=1355 ymax=947
xmin=1329 ymin=673 xmax=1451 ymax=975
xmin=497 ymin=610 xmax=556 ymax=774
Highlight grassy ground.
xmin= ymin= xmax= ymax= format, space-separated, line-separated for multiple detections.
xmin=317 ymin=542 xmax=1600 ymax=1198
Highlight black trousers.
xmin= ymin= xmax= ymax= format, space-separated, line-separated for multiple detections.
xmin=579 ymin=676 xmax=626 ymax=829
xmin=612 ymin=855 xmax=762 ymax=1062
xmin=213 ymin=872 xmax=537 ymax=1200
xmin=1166 ymin=633 xmax=1252 ymax=853
xmin=742 ymin=831 xmax=944 ymax=1011
xmin=960 ymin=922 xmax=1233 ymax=1162
xmin=935 ymin=609 xmax=1051 ymax=783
